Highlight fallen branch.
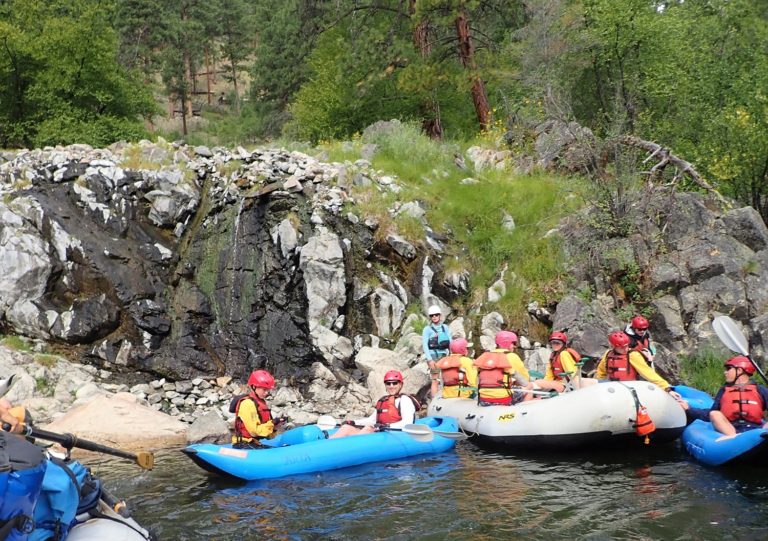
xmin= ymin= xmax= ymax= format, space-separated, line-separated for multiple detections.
xmin=614 ymin=135 xmax=730 ymax=207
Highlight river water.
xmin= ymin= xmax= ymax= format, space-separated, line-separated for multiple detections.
xmin=86 ymin=440 xmax=768 ymax=540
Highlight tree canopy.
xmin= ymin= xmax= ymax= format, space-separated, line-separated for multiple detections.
xmin=1 ymin=0 xmax=766 ymax=220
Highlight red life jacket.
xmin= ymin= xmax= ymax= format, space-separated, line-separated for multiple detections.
xmin=605 ymin=351 xmax=638 ymax=381
xmin=720 ymin=384 xmax=765 ymax=425
xmin=375 ymin=394 xmax=421 ymax=425
xmin=550 ymin=348 xmax=582 ymax=380
xmin=473 ymin=351 xmax=512 ymax=391
xmin=234 ymin=394 xmax=273 ymax=440
xmin=627 ymin=331 xmax=651 ymax=353
xmin=437 ymin=355 xmax=467 ymax=386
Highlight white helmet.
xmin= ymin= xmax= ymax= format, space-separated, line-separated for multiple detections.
xmin=427 ymin=305 xmax=442 ymax=316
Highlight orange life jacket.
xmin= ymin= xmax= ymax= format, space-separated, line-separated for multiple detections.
xmin=473 ymin=351 xmax=512 ymax=391
xmin=720 ymin=384 xmax=765 ymax=425
xmin=375 ymin=394 xmax=421 ymax=425
xmin=550 ymin=348 xmax=582 ymax=380
xmin=234 ymin=394 xmax=272 ymax=440
xmin=437 ymin=354 xmax=468 ymax=386
xmin=605 ymin=351 xmax=638 ymax=381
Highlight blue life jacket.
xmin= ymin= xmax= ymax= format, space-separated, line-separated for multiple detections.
xmin=28 ymin=457 xmax=102 ymax=541
xmin=0 ymin=433 xmax=47 ymax=541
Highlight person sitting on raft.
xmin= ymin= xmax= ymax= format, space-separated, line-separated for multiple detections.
xmin=331 ymin=370 xmax=420 ymax=438
xmin=473 ymin=331 xmax=532 ymax=406
xmin=525 ymin=331 xmax=581 ymax=394
xmin=436 ymin=338 xmax=478 ymax=398
xmin=623 ymin=315 xmax=656 ymax=367
xmin=596 ymin=331 xmax=682 ymax=400
xmin=679 ymin=356 xmax=768 ymax=436
xmin=231 ymin=369 xmax=284 ymax=449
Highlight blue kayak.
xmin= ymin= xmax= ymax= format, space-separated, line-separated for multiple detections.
xmin=675 ymin=385 xmax=714 ymax=410
xmin=682 ymin=419 xmax=768 ymax=466
xmin=677 ymin=385 xmax=768 ymax=466
xmin=182 ymin=416 xmax=459 ymax=480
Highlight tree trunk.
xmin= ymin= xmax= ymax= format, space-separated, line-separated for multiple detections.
xmin=205 ymin=48 xmax=212 ymax=106
xmin=232 ymin=65 xmax=240 ymax=114
xmin=454 ymin=8 xmax=490 ymax=131
xmin=409 ymin=0 xmax=443 ymax=139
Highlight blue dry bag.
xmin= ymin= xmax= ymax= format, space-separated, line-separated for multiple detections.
xmin=0 ymin=433 xmax=47 ymax=541
xmin=28 ymin=457 xmax=101 ymax=541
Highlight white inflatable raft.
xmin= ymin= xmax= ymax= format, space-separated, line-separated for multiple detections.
xmin=428 ymin=380 xmax=687 ymax=448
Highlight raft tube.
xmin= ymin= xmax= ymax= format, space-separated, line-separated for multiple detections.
xmin=66 ymin=499 xmax=155 ymax=541
xmin=682 ymin=419 xmax=768 ymax=466
xmin=182 ymin=416 xmax=458 ymax=481
xmin=428 ymin=380 xmax=686 ymax=449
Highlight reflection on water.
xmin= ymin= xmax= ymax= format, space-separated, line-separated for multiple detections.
xmin=84 ymin=442 xmax=768 ymax=540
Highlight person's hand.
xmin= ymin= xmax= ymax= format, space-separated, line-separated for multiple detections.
xmin=373 ymin=423 xmax=385 ymax=431
xmin=1 ymin=412 xmax=20 ymax=434
xmin=677 ymin=399 xmax=690 ymax=410
xmin=642 ymin=349 xmax=655 ymax=362
xmin=274 ymin=417 xmax=288 ymax=427
xmin=668 ymin=390 xmax=683 ymax=401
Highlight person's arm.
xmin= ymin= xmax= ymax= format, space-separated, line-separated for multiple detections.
xmin=239 ymin=400 xmax=275 ymax=438
xmin=543 ymin=361 xmax=555 ymax=381
xmin=354 ymin=411 xmax=377 ymax=427
xmin=628 ymin=351 xmax=670 ymax=389
xmin=388 ymin=396 xmax=416 ymax=429
xmin=509 ymin=353 xmax=529 ymax=381
xmin=596 ymin=353 xmax=608 ymax=380
xmin=462 ymin=357 xmax=478 ymax=389
xmin=422 ymin=326 xmax=432 ymax=358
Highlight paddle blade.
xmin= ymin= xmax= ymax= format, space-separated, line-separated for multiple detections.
xmin=136 ymin=451 xmax=155 ymax=470
xmin=712 ymin=316 xmax=750 ymax=356
xmin=432 ymin=429 xmax=469 ymax=441
xmin=400 ymin=424 xmax=434 ymax=442
xmin=315 ymin=415 xmax=339 ymax=430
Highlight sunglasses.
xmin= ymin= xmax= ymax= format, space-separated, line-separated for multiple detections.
xmin=384 ymin=381 xmax=401 ymax=386
xmin=724 ymin=366 xmax=736 ymax=371
xmin=430 ymin=314 xmax=441 ymax=317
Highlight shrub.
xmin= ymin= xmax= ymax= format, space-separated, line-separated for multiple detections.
xmin=678 ymin=348 xmax=727 ymax=396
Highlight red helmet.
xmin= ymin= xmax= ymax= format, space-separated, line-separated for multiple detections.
xmin=495 ymin=331 xmax=518 ymax=350
xmin=724 ymin=356 xmax=755 ymax=375
xmin=608 ymin=331 xmax=630 ymax=348
xmin=450 ymin=338 xmax=468 ymax=355
xmin=248 ymin=369 xmax=275 ymax=390
xmin=549 ymin=331 xmax=568 ymax=344
xmin=631 ymin=316 xmax=649 ymax=331
xmin=383 ymin=370 xmax=404 ymax=383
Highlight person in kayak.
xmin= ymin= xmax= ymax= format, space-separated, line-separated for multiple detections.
xmin=436 ymin=338 xmax=478 ymax=398
xmin=422 ymin=304 xmax=451 ymax=398
xmin=331 ymin=370 xmax=420 ymax=438
xmin=596 ymin=331 xmax=682 ymax=399
xmin=680 ymin=356 xmax=768 ymax=435
xmin=525 ymin=331 xmax=580 ymax=394
xmin=623 ymin=315 xmax=656 ymax=367
xmin=232 ymin=369 xmax=284 ymax=448
xmin=473 ymin=331 xmax=531 ymax=406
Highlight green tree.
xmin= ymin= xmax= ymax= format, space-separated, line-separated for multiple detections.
xmin=0 ymin=0 xmax=154 ymax=147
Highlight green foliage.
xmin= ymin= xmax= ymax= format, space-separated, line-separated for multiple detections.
xmin=0 ymin=335 xmax=33 ymax=352
xmin=0 ymin=0 xmax=154 ymax=148
xmin=330 ymin=122 xmax=573 ymax=322
xmin=34 ymin=354 xmax=59 ymax=369
xmin=679 ymin=348 xmax=728 ymax=396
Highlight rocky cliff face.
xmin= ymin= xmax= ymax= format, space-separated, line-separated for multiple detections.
xmin=0 ymin=142 xmax=451 ymax=394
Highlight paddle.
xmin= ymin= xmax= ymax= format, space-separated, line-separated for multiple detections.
xmin=712 ymin=315 xmax=768 ymax=386
xmin=315 ymin=416 xmax=467 ymax=441
xmin=509 ymin=387 xmax=558 ymax=397
xmin=2 ymin=423 xmax=154 ymax=470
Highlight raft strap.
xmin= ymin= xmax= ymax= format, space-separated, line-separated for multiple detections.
xmin=0 ymin=514 xmax=34 ymax=540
